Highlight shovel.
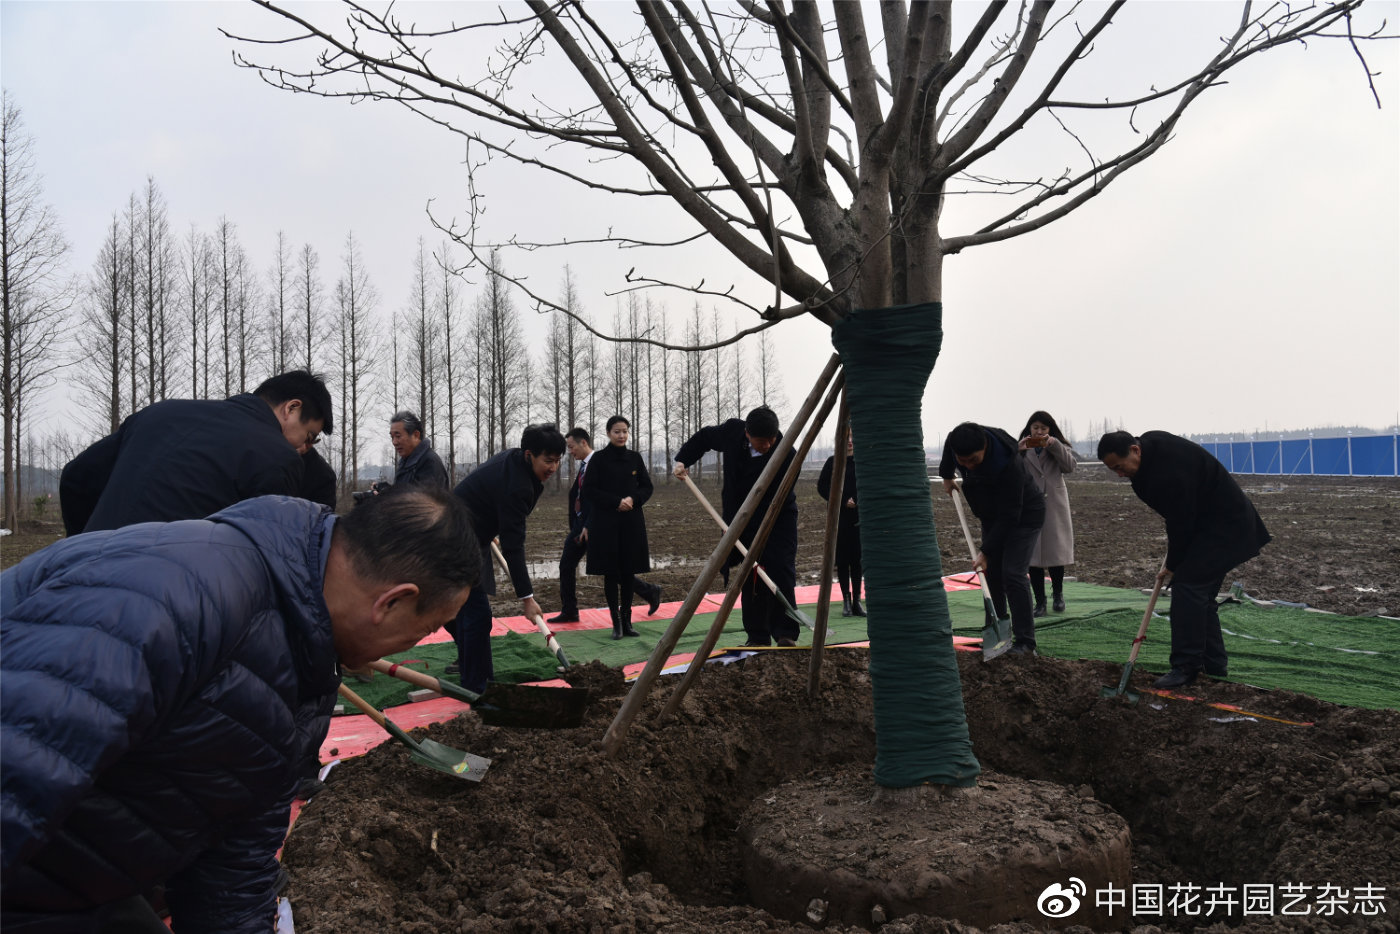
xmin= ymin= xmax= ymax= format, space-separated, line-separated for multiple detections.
xmin=1101 ymin=558 xmax=1169 ymax=703
xmin=367 ymin=659 xmax=589 ymax=729
xmin=681 ymin=474 xmax=814 ymax=631
xmin=488 ymin=539 xmax=572 ymax=668
xmin=949 ymin=484 xmax=1013 ymax=661
xmin=336 ymin=683 xmax=491 ymax=781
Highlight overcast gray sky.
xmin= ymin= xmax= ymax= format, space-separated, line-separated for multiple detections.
xmin=3 ymin=1 xmax=1397 ymax=451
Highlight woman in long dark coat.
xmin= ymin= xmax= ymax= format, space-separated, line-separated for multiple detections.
xmin=583 ymin=415 xmax=654 ymax=638
xmin=817 ymin=431 xmax=864 ymax=617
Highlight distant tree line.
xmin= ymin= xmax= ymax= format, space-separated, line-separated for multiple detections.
xmin=0 ymin=93 xmax=787 ymax=523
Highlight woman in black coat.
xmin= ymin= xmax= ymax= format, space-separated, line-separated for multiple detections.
xmin=583 ymin=415 xmax=654 ymax=638
xmin=817 ymin=431 xmax=863 ymax=617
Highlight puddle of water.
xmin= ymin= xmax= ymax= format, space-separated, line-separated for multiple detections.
xmin=522 ymin=554 xmax=698 ymax=581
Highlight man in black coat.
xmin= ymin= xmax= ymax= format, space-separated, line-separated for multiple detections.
xmin=674 ymin=406 xmax=799 ymax=647
xmin=449 ymin=424 xmax=565 ymax=693
xmin=1098 ymin=430 xmax=1272 ymax=688
xmin=59 ymin=370 xmax=333 ymax=535
xmin=551 ymin=427 xmax=660 ymax=623
xmin=939 ymin=421 xmax=1046 ymax=655
xmin=391 ymin=410 xmax=449 ymax=490
xmin=2 ymin=488 xmax=477 ymax=934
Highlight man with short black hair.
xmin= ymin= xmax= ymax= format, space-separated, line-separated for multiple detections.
xmin=550 ymin=427 xmax=662 ymax=623
xmin=673 ymin=406 xmax=799 ymax=647
xmin=60 ymin=370 xmax=334 ymax=534
xmin=2 ymin=488 xmax=478 ymax=933
xmin=391 ymin=410 xmax=449 ymax=490
xmin=939 ymin=421 xmax=1046 ymax=655
xmin=1098 ymin=430 xmax=1271 ymax=688
xmin=449 ymin=424 xmax=566 ymax=692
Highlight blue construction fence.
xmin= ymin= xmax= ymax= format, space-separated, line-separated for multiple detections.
xmin=1198 ymin=434 xmax=1400 ymax=477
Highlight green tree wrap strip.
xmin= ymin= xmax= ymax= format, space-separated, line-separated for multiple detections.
xmin=832 ymin=302 xmax=980 ymax=788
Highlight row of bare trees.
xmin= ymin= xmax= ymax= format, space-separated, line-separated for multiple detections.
xmin=384 ymin=254 xmax=787 ymax=490
xmin=1 ymin=91 xmax=73 ymax=527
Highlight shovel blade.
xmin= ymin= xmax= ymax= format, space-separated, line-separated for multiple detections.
xmin=411 ymin=737 xmax=492 ymax=782
xmin=473 ymin=683 xmax=590 ymax=729
xmin=980 ymin=604 xmax=1013 ymax=661
xmin=1100 ymin=662 xmax=1141 ymax=704
xmin=981 ymin=624 xmax=1013 ymax=661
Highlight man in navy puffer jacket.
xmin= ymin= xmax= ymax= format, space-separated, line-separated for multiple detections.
xmin=1 ymin=487 xmax=479 ymax=933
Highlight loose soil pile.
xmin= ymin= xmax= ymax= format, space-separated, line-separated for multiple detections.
xmin=290 ymin=651 xmax=1398 ymax=932
xmin=284 ymin=472 xmax=1399 ymax=932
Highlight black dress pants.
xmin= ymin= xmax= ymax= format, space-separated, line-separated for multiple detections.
xmin=984 ymin=521 xmax=1041 ymax=648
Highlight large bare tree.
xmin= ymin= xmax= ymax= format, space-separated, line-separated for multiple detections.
xmin=233 ymin=1 xmax=1388 ymax=792
xmin=1 ymin=92 xmax=73 ymax=526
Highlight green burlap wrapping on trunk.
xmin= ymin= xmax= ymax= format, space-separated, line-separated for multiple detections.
xmin=832 ymin=301 xmax=980 ymax=788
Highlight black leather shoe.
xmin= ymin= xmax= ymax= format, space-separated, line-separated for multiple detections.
xmin=550 ymin=611 xmax=580 ymax=623
xmin=850 ymin=598 xmax=866 ymax=617
xmin=841 ymin=598 xmax=852 ymax=617
xmin=776 ymin=637 xmax=797 ymax=648
xmin=1032 ymin=603 xmax=1047 ymax=618
xmin=1008 ymin=643 xmax=1037 ymax=656
xmin=743 ymin=640 xmax=770 ymax=648
xmin=1053 ymin=595 xmax=1066 ymax=613
xmin=1153 ymin=667 xmax=1199 ymax=689
xmin=647 ymin=587 xmax=662 ymax=615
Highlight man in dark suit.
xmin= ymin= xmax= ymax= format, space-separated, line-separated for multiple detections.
xmin=673 ymin=406 xmax=799 ymax=647
xmin=1099 ymin=430 xmax=1272 ymax=688
xmin=449 ymin=424 xmax=565 ymax=693
xmin=939 ymin=421 xmax=1047 ymax=656
xmin=551 ymin=427 xmax=661 ymax=623
xmin=60 ymin=370 xmax=333 ymax=535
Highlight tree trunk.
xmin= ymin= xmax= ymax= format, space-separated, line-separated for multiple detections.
xmin=831 ymin=301 xmax=978 ymax=788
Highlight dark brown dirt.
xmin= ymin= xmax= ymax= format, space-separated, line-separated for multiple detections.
xmin=282 ymin=472 xmax=1399 ymax=932
xmin=287 ymin=649 xmax=1398 ymax=932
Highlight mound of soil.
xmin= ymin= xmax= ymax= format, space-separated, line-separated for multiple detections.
xmin=286 ymin=651 xmax=1399 ymax=931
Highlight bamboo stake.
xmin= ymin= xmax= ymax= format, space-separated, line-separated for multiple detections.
xmin=658 ymin=370 xmax=845 ymax=721
xmin=809 ymin=390 xmax=850 ymax=700
xmin=601 ymin=353 xmax=842 ymax=757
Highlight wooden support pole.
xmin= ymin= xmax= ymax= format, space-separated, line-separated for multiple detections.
xmin=601 ymin=353 xmax=843 ymax=758
xmin=808 ymin=389 xmax=850 ymax=700
xmin=658 ymin=369 xmax=845 ymax=721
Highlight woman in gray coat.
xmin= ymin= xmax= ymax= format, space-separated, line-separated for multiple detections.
xmin=1018 ymin=410 xmax=1076 ymax=615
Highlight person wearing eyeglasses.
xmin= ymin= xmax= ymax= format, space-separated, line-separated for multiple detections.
xmin=59 ymin=370 xmax=334 ymax=535
xmin=1097 ymin=430 xmax=1271 ymax=689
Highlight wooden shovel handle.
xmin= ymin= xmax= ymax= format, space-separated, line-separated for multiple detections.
xmin=1126 ymin=557 xmax=1170 ymax=665
xmin=681 ymin=474 xmax=782 ymax=594
xmin=337 ymin=683 xmax=387 ymax=727
xmin=367 ymin=659 xmax=440 ymax=692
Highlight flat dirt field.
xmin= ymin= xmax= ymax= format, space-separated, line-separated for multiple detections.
xmin=4 ymin=470 xmax=1398 ymax=932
